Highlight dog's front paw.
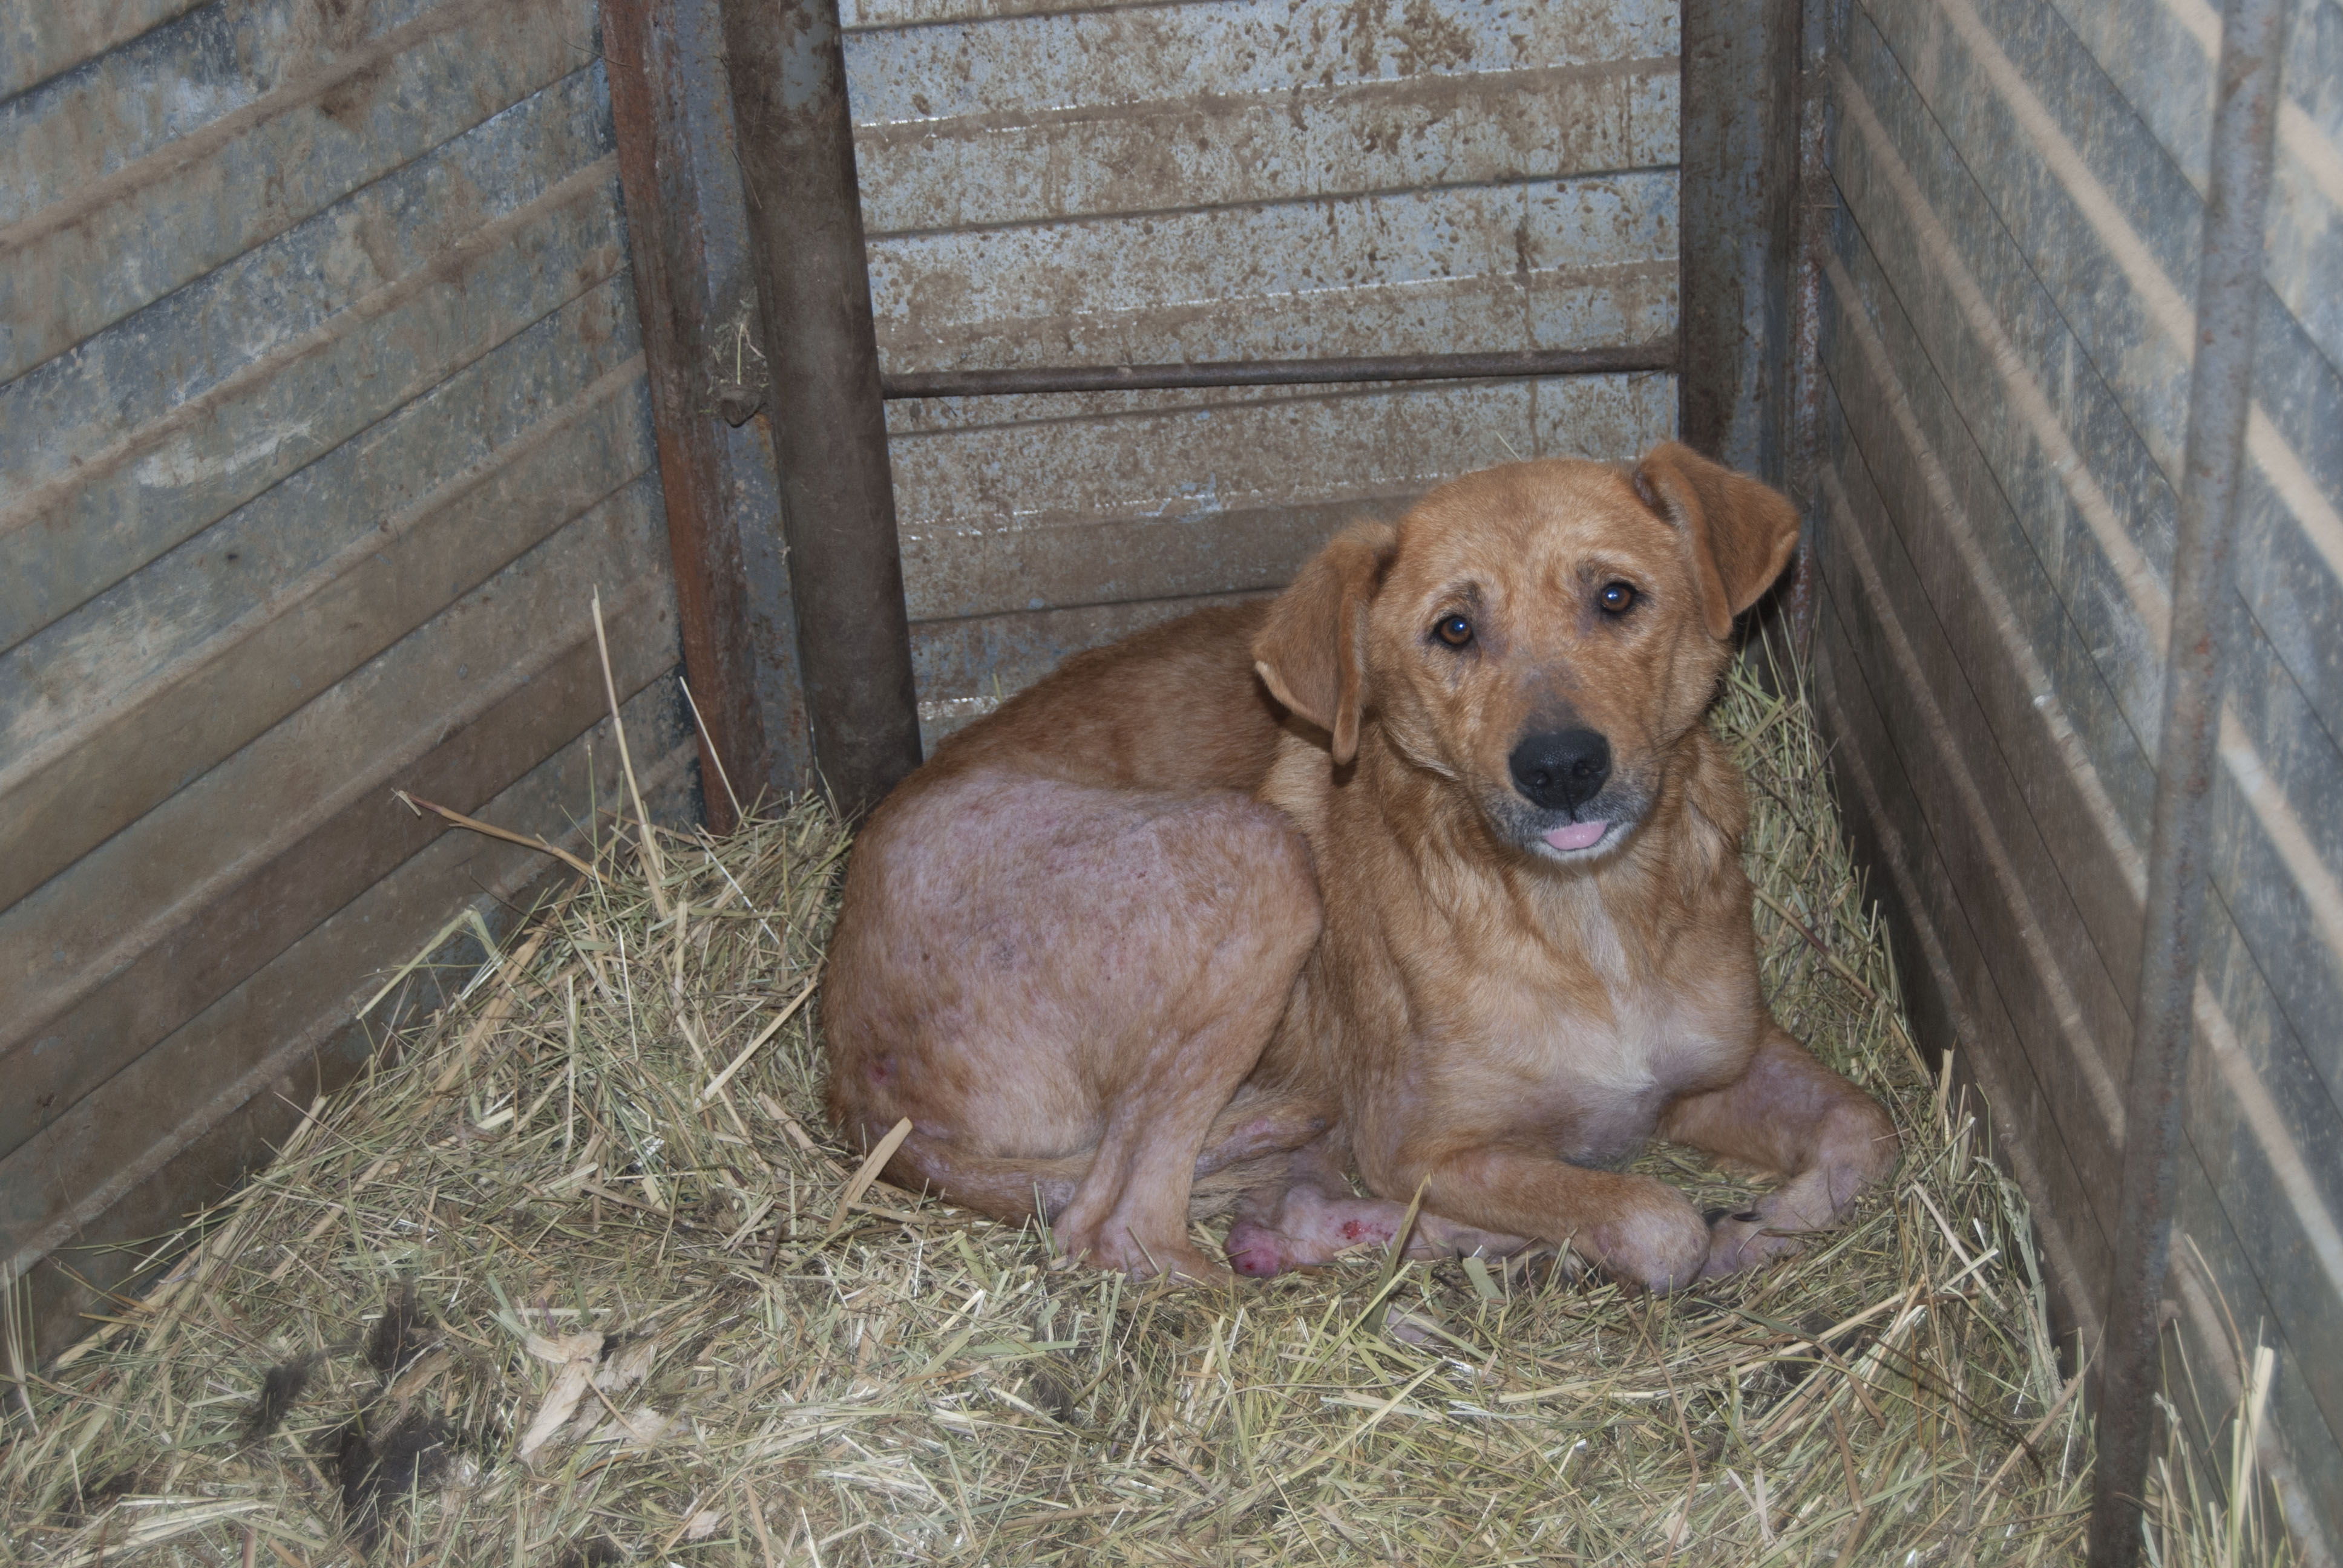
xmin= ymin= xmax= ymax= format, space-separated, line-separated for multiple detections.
xmin=1699 ymin=1207 xmax=1802 ymax=1278
xmin=1056 ymin=1217 xmax=1233 ymax=1285
xmin=1585 ymin=1181 xmax=1709 ymax=1292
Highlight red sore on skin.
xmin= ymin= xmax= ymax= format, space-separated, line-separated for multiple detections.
xmin=1340 ymin=1219 xmax=1366 ymax=1241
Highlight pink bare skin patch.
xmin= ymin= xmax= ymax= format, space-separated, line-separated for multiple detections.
xmin=1224 ymin=1184 xmax=1527 ymax=1277
xmin=1542 ymin=820 xmax=1610 ymax=852
xmin=826 ymin=770 xmax=1326 ymax=1283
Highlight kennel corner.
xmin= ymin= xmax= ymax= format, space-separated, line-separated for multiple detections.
xmin=2 ymin=0 xmax=2338 ymax=1559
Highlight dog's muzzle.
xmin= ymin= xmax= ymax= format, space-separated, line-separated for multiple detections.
xmin=1509 ymin=728 xmax=1610 ymax=811
xmin=1502 ymin=727 xmax=1643 ymax=855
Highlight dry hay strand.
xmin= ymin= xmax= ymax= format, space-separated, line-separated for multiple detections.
xmin=0 ymin=658 xmax=2288 ymax=1567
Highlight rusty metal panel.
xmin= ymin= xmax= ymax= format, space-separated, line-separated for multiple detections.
xmin=1681 ymin=0 xmax=1800 ymax=482
xmin=2044 ymin=0 xmax=2343 ymax=381
xmin=1809 ymin=0 xmax=2343 ymax=1548
xmin=868 ymin=175 xmax=1676 ymax=371
xmin=841 ymin=0 xmax=1682 ymax=740
xmin=0 ymin=0 xmax=597 ymax=384
xmin=1 ymin=0 xmax=693 ymax=1361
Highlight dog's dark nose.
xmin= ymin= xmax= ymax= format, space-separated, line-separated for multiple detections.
xmin=1510 ymin=728 xmax=1611 ymax=811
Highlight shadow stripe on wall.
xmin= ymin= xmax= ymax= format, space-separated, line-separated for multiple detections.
xmin=0 ymin=0 xmax=593 ymax=381
xmin=0 ymin=156 xmax=632 ymax=650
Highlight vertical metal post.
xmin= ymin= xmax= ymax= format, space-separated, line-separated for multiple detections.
xmin=1780 ymin=0 xmax=1840 ymax=665
xmin=718 ymin=0 xmax=924 ymax=815
xmin=605 ymin=0 xmax=816 ymax=831
xmin=2086 ymin=0 xmax=2290 ymax=1560
xmin=1680 ymin=0 xmax=1801 ymax=486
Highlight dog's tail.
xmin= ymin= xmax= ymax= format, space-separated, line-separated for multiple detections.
xmin=867 ymin=1089 xmax=1332 ymax=1227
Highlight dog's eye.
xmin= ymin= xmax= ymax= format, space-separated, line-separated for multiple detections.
xmin=1432 ymin=613 xmax=1474 ymax=647
xmin=1597 ymin=581 xmax=1638 ymax=616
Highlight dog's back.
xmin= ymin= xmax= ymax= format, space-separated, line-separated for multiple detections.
xmin=907 ymin=602 xmax=1286 ymax=799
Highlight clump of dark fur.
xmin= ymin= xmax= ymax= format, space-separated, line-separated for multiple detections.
xmin=51 ymin=1467 xmax=140 ymax=1526
xmin=335 ymin=1410 xmax=454 ymax=1548
xmin=554 ymin=1535 xmax=625 ymax=1568
xmin=329 ymin=1280 xmax=461 ymax=1550
xmin=365 ymin=1278 xmax=433 ymax=1379
xmin=1023 ymin=1353 xmax=1087 ymax=1422
xmin=244 ymin=1350 xmax=327 ymax=1443
xmin=1738 ymin=1307 xmax=1881 ymax=1417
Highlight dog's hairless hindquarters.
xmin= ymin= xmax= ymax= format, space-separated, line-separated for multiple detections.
xmin=822 ymin=445 xmax=1899 ymax=1291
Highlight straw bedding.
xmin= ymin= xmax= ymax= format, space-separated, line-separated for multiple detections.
xmin=0 ymin=658 xmax=2286 ymax=1567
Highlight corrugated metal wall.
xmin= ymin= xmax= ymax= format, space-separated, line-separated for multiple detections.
xmin=838 ymin=0 xmax=1684 ymax=748
xmin=1806 ymin=0 xmax=2343 ymax=1545
xmin=1 ymin=0 xmax=698 ymax=1358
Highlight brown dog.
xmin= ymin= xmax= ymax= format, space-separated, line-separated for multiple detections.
xmin=823 ymin=445 xmax=1898 ymax=1289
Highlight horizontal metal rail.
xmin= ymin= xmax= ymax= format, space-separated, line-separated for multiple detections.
xmin=879 ymin=341 xmax=1678 ymax=399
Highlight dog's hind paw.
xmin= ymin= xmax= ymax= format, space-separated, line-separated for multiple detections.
xmin=1224 ymin=1220 xmax=1290 ymax=1277
xmin=1699 ymin=1210 xmax=1804 ymax=1278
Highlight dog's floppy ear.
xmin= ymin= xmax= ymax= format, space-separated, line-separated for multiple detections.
xmin=1253 ymin=522 xmax=1397 ymax=765
xmin=1633 ymin=441 xmax=1800 ymax=640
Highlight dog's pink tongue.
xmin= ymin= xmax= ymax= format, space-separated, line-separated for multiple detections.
xmin=1544 ymin=820 xmax=1609 ymax=852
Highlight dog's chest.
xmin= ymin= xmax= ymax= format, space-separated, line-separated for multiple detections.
xmin=1438 ymin=909 xmax=1749 ymax=1163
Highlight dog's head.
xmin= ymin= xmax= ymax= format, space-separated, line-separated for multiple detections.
xmin=1253 ymin=444 xmax=1798 ymax=862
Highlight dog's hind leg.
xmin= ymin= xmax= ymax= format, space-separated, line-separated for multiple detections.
xmin=1225 ymin=1183 xmax=1531 ymax=1277
xmin=1193 ymin=1090 xmax=1334 ymax=1177
xmin=868 ymin=1088 xmax=1329 ymax=1230
xmin=1046 ymin=909 xmax=1320 ymax=1281
xmin=825 ymin=775 xmax=1321 ymax=1282
xmin=874 ymin=1134 xmax=1091 ymax=1222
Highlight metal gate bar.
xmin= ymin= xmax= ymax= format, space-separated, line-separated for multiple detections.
xmin=879 ymin=342 xmax=1679 ymax=400
xmin=2086 ymin=0 xmax=2294 ymax=1560
xmin=719 ymin=0 xmax=925 ymax=815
